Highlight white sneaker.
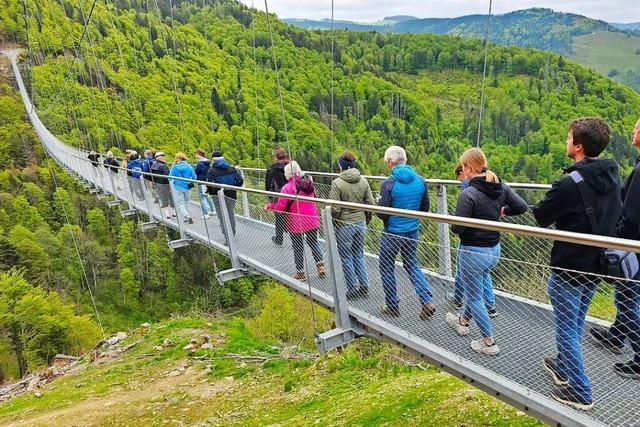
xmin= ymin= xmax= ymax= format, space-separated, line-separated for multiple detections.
xmin=471 ymin=339 xmax=500 ymax=355
xmin=445 ymin=312 xmax=470 ymax=336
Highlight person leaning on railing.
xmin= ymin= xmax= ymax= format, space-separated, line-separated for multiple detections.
xmin=376 ymin=145 xmax=435 ymax=320
xmin=328 ymin=151 xmax=375 ymax=300
xmin=589 ymin=118 xmax=640 ymax=380
xmin=445 ymin=148 xmax=528 ymax=356
xmin=533 ymin=117 xmax=622 ymax=411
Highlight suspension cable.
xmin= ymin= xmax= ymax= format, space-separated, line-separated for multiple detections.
xmin=476 ymin=0 xmax=493 ymax=148
xmin=251 ymin=0 xmax=261 ymax=161
xmin=329 ymin=0 xmax=335 ymax=172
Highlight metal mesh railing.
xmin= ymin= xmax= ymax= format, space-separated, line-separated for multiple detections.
xmin=9 ymin=50 xmax=640 ymax=426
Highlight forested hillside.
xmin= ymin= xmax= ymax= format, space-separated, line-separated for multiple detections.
xmin=1 ymin=0 xmax=640 ymax=380
xmin=286 ymin=8 xmax=640 ymax=92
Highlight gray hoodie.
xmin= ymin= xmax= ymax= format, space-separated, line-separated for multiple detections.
xmin=329 ymin=168 xmax=375 ymax=224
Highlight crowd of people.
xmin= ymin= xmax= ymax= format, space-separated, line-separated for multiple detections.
xmin=86 ymin=117 xmax=640 ymax=411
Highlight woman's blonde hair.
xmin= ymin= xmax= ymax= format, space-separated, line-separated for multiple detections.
xmin=284 ymin=161 xmax=303 ymax=179
xmin=174 ymin=152 xmax=188 ymax=162
xmin=459 ymin=148 xmax=499 ymax=183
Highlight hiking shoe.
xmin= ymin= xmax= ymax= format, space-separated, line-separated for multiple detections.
xmin=292 ymin=271 xmax=307 ymax=281
xmin=445 ymin=312 xmax=470 ymax=336
xmin=382 ymin=305 xmax=400 ymax=317
xmin=271 ymin=236 xmax=283 ymax=247
xmin=445 ymin=292 xmax=463 ymax=310
xmin=614 ymin=360 xmax=640 ymax=380
xmin=316 ymin=263 xmax=326 ymax=278
xmin=486 ymin=306 xmax=498 ymax=318
xmin=551 ymin=386 xmax=593 ymax=411
xmin=543 ymin=357 xmax=568 ymax=386
xmin=589 ymin=327 xmax=624 ymax=355
xmin=420 ymin=302 xmax=436 ymax=320
xmin=471 ymin=339 xmax=500 ymax=355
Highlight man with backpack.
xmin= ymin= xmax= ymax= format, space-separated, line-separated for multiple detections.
xmin=150 ymin=152 xmax=174 ymax=216
xmin=589 ymin=118 xmax=640 ymax=380
xmin=265 ymin=147 xmax=290 ymax=246
xmin=533 ymin=118 xmax=622 ymax=410
xmin=377 ymin=146 xmax=434 ymax=320
xmin=126 ymin=150 xmax=145 ymax=201
xmin=206 ymin=151 xmax=244 ymax=244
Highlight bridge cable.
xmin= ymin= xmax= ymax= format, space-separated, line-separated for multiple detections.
xmin=475 ymin=0 xmax=493 ymax=147
xmin=263 ymin=0 xmax=319 ymax=333
xmin=329 ymin=0 xmax=335 ymax=172
xmin=251 ymin=0 xmax=261 ymax=161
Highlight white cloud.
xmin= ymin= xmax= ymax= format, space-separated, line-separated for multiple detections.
xmin=239 ymin=0 xmax=639 ymax=24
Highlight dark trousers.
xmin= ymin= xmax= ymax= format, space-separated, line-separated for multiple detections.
xmin=290 ymin=228 xmax=323 ymax=272
xmin=608 ymin=279 xmax=640 ymax=364
xmin=273 ymin=211 xmax=286 ymax=244
xmin=213 ymin=197 xmax=237 ymax=241
xmin=156 ymin=184 xmax=174 ymax=208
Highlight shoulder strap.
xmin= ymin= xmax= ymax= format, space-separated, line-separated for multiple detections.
xmin=568 ymin=170 xmax=599 ymax=234
xmin=285 ymin=189 xmax=300 ymax=213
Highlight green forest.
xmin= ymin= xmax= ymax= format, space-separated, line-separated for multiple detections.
xmin=0 ymin=0 xmax=640 ymax=383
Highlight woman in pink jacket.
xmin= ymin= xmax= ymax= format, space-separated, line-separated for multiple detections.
xmin=265 ymin=161 xmax=325 ymax=281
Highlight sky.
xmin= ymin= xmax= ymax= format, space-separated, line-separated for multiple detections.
xmin=238 ymin=0 xmax=640 ymax=24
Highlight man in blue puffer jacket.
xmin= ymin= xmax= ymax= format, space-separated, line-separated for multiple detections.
xmin=125 ymin=151 xmax=145 ymax=201
xmin=377 ymin=145 xmax=434 ymax=320
xmin=206 ymin=151 xmax=244 ymax=244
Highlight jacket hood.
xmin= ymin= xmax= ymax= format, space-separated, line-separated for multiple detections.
xmin=565 ymin=158 xmax=620 ymax=194
xmin=271 ymin=161 xmax=287 ymax=172
xmin=213 ymin=159 xmax=231 ymax=169
xmin=391 ymin=164 xmax=418 ymax=184
xmin=197 ymin=157 xmax=210 ymax=164
xmin=469 ymin=177 xmax=504 ymax=200
xmin=339 ymin=168 xmax=362 ymax=184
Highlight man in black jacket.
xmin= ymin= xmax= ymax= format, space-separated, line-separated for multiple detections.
xmin=265 ymin=147 xmax=289 ymax=246
xmin=589 ymin=118 xmax=640 ymax=380
xmin=150 ymin=152 xmax=174 ymax=214
xmin=533 ymin=118 xmax=622 ymax=410
xmin=206 ymin=151 xmax=244 ymax=244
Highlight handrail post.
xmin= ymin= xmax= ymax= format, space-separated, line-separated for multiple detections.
xmin=315 ymin=206 xmax=362 ymax=353
xmin=241 ymin=191 xmax=251 ymax=219
xmin=436 ymin=185 xmax=453 ymax=277
xmin=217 ymin=189 xmax=241 ymax=269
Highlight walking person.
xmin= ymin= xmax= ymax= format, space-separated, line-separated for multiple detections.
xmin=445 ymin=148 xmax=528 ymax=355
xmin=328 ymin=151 xmax=375 ymax=299
xmin=103 ymin=151 xmax=121 ymax=191
xmin=169 ymin=152 xmax=196 ymax=224
xmin=126 ymin=151 xmax=145 ymax=201
xmin=533 ymin=117 xmax=622 ymax=410
xmin=206 ymin=151 xmax=244 ymax=244
xmin=150 ymin=151 xmax=174 ymax=217
xmin=265 ymin=147 xmax=290 ymax=246
xmin=265 ymin=161 xmax=325 ymax=281
xmin=87 ymin=151 xmax=100 ymax=167
xmin=376 ymin=146 xmax=434 ymax=320
xmin=194 ymin=149 xmax=215 ymax=219
xmin=142 ymin=149 xmax=158 ymax=203
xmin=589 ymin=118 xmax=640 ymax=380
xmin=446 ymin=163 xmax=498 ymax=317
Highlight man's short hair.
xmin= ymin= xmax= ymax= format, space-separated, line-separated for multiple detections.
xmin=570 ymin=118 xmax=611 ymax=157
xmin=195 ymin=148 xmax=206 ymax=157
xmin=383 ymin=146 xmax=407 ymax=165
xmin=272 ymin=147 xmax=288 ymax=160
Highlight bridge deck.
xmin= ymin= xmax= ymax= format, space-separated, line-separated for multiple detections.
xmin=6 ymin=49 xmax=639 ymax=427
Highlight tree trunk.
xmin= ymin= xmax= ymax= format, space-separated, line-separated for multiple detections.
xmin=10 ymin=331 xmax=27 ymax=378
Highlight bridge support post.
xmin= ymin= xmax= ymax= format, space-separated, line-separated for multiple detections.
xmin=241 ymin=191 xmax=251 ymax=219
xmin=315 ymin=207 xmax=362 ymax=353
xmin=436 ymin=185 xmax=453 ymax=277
xmin=139 ymin=180 xmax=160 ymax=230
xmin=166 ymin=184 xmax=193 ymax=250
xmin=215 ymin=189 xmax=253 ymax=283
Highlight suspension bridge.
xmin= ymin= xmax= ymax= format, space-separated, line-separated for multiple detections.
xmin=5 ymin=48 xmax=640 ymax=427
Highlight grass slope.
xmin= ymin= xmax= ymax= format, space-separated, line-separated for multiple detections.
xmin=0 ymin=315 xmax=541 ymax=426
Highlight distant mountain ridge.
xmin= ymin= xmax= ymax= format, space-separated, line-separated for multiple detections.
xmin=285 ymin=8 xmax=640 ymax=92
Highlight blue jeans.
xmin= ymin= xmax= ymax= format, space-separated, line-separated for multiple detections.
xmin=336 ymin=221 xmax=368 ymax=293
xmin=379 ymin=230 xmax=432 ymax=310
xmin=548 ymin=273 xmax=597 ymax=402
xmin=459 ymin=244 xmax=500 ymax=338
xmin=198 ymin=185 xmax=215 ymax=215
xmin=175 ymin=189 xmax=192 ymax=219
xmin=608 ymin=277 xmax=640 ymax=364
xmin=454 ymin=244 xmax=496 ymax=307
